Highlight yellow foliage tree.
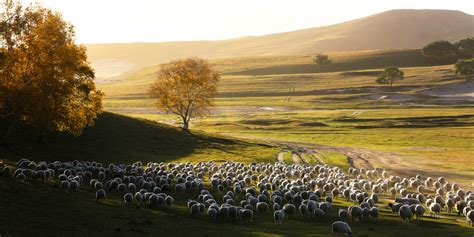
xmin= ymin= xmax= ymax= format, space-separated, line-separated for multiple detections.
xmin=149 ymin=58 xmax=219 ymax=130
xmin=0 ymin=1 xmax=103 ymax=141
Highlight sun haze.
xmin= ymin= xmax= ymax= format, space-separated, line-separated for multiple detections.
xmin=20 ymin=0 xmax=474 ymax=44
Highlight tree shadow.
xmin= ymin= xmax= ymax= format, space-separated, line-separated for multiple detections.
xmin=334 ymin=115 xmax=474 ymax=129
xmin=0 ymin=112 xmax=246 ymax=164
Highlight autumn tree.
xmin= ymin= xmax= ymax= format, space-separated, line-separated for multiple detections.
xmin=149 ymin=58 xmax=219 ymax=130
xmin=454 ymin=59 xmax=474 ymax=81
xmin=376 ymin=67 xmax=404 ymax=87
xmin=0 ymin=1 xmax=103 ymax=141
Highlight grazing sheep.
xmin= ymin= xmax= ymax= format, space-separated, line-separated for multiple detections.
xmin=360 ymin=202 xmax=370 ymax=209
xmin=395 ymin=197 xmax=420 ymax=205
xmin=118 ymin=183 xmax=127 ymax=193
xmin=94 ymin=182 xmax=103 ymax=191
xmin=69 ymin=180 xmax=79 ymax=191
xmin=123 ymin=193 xmax=133 ymax=207
xmin=60 ymin=181 xmax=70 ymax=190
xmin=369 ymin=207 xmax=379 ymax=220
xmin=274 ymin=210 xmax=286 ymax=225
xmin=445 ymin=198 xmax=454 ymax=213
xmin=273 ymin=203 xmax=281 ymax=211
xmin=388 ymin=203 xmax=403 ymax=214
xmin=148 ymin=194 xmax=160 ymax=208
xmin=339 ymin=209 xmax=350 ymax=222
xmin=467 ymin=210 xmax=474 ymax=226
xmin=411 ymin=204 xmax=424 ymax=221
xmin=331 ymin=221 xmax=353 ymax=237
xmin=348 ymin=206 xmax=363 ymax=222
xmin=96 ymin=189 xmax=106 ymax=202
xmin=313 ymin=208 xmax=325 ymax=221
xmin=299 ymin=204 xmax=310 ymax=219
xmin=190 ymin=203 xmax=200 ymax=216
xmin=399 ymin=205 xmax=412 ymax=224
xmin=463 ymin=207 xmax=472 ymax=217
xmin=319 ymin=202 xmax=331 ymax=214
xmin=240 ymin=209 xmax=253 ymax=223
xmin=0 ymin=166 xmax=11 ymax=177
xmin=429 ymin=203 xmax=441 ymax=218
xmin=208 ymin=208 xmax=218 ymax=221
xmin=283 ymin=203 xmax=296 ymax=216
xmin=165 ymin=195 xmax=174 ymax=207
xmin=256 ymin=202 xmax=269 ymax=213
xmin=134 ymin=192 xmax=144 ymax=208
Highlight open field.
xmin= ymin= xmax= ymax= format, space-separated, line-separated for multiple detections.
xmin=2 ymin=51 xmax=474 ymax=236
xmin=98 ymin=52 xmax=474 ymax=189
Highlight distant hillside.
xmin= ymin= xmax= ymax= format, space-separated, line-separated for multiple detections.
xmin=86 ymin=9 xmax=474 ymax=79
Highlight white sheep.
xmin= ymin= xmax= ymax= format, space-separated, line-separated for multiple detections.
xmin=331 ymin=221 xmax=352 ymax=237
xmin=414 ymin=204 xmax=425 ymax=221
xmin=467 ymin=210 xmax=474 ymax=226
xmin=429 ymin=203 xmax=441 ymax=218
xmin=399 ymin=205 xmax=412 ymax=224
xmin=123 ymin=193 xmax=133 ymax=206
xmin=96 ymin=189 xmax=105 ymax=202
xmin=134 ymin=192 xmax=144 ymax=208
xmin=274 ymin=210 xmax=286 ymax=225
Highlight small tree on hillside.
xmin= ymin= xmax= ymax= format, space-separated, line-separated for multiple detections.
xmin=313 ymin=53 xmax=332 ymax=65
xmin=376 ymin=67 xmax=404 ymax=87
xmin=149 ymin=58 xmax=220 ymax=131
xmin=421 ymin=40 xmax=458 ymax=63
xmin=454 ymin=59 xmax=474 ymax=81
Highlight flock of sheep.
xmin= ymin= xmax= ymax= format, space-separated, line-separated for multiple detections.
xmin=1 ymin=158 xmax=474 ymax=236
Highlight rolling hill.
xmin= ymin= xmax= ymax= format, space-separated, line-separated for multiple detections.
xmin=86 ymin=9 xmax=474 ymax=79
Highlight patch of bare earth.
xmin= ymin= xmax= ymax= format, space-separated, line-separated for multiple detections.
xmin=276 ymin=151 xmax=285 ymax=163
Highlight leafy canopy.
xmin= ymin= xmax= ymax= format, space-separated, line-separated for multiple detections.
xmin=313 ymin=53 xmax=332 ymax=65
xmin=421 ymin=40 xmax=458 ymax=63
xmin=149 ymin=58 xmax=219 ymax=130
xmin=457 ymin=37 xmax=474 ymax=58
xmin=454 ymin=58 xmax=474 ymax=81
xmin=0 ymin=0 xmax=103 ymax=139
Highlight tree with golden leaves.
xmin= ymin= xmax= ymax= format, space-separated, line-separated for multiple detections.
xmin=149 ymin=58 xmax=219 ymax=130
xmin=0 ymin=0 xmax=103 ymax=141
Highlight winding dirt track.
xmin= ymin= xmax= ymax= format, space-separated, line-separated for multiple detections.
xmin=273 ymin=141 xmax=472 ymax=188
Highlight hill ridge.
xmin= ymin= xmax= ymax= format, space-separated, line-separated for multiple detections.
xmin=86 ymin=9 xmax=474 ymax=78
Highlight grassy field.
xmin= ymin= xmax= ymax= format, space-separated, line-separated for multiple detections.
xmin=98 ymin=52 xmax=474 ymax=188
xmin=2 ymin=50 xmax=474 ymax=236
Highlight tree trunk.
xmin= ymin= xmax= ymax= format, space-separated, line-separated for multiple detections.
xmin=37 ymin=132 xmax=45 ymax=144
xmin=1 ymin=120 xmax=15 ymax=142
xmin=182 ymin=116 xmax=189 ymax=131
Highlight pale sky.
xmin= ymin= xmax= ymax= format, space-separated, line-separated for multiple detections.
xmin=20 ymin=0 xmax=474 ymax=44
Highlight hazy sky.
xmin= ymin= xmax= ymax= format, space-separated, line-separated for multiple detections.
xmin=20 ymin=0 xmax=474 ymax=44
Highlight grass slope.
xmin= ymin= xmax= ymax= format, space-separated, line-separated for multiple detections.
xmin=0 ymin=112 xmax=278 ymax=165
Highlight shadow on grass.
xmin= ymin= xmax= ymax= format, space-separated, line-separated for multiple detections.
xmin=334 ymin=115 xmax=474 ymax=129
xmin=0 ymin=112 xmax=247 ymax=163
